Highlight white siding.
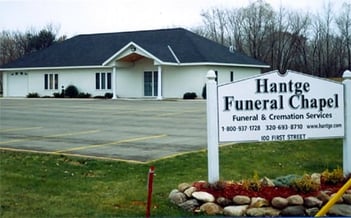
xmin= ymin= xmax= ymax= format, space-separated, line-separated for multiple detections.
xmin=3 ymin=58 xmax=261 ymax=98
xmin=116 ymin=58 xmax=155 ymax=98
xmin=162 ymin=65 xmax=261 ymax=98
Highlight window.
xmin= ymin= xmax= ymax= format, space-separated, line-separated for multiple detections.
xmin=44 ymin=73 xmax=59 ymax=90
xmin=95 ymin=72 xmax=111 ymax=90
xmin=107 ymin=73 xmax=111 ymax=89
xmin=230 ymin=71 xmax=234 ymax=82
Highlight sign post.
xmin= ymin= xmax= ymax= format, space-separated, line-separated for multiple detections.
xmin=206 ymin=70 xmax=219 ymax=184
xmin=343 ymin=70 xmax=351 ymax=175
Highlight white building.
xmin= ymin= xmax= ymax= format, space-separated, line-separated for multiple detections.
xmin=0 ymin=28 xmax=269 ymax=98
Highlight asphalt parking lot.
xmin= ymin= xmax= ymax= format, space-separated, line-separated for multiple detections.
xmin=0 ymin=98 xmax=207 ymax=163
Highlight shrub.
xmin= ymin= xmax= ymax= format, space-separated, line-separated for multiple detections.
xmin=183 ymin=92 xmax=197 ymax=99
xmin=27 ymin=92 xmax=39 ymax=98
xmin=321 ymin=167 xmax=344 ymax=185
xmin=292 ymin=174 xmax=320 ymax=193
xmin=242 ymin=171 xmax=261 ymax=192
xmin=53 ymin=92 xmax=63 ymax=98
xmin=65 ymin=85 xmax=79 ymax=98
xmin=77 ymin=92 xmax=91 ymax=98
xmin=94 ymin=95 xmax=106 ymax=99
xmin=104 ymin=92 xmax=113 ymax=99
xmin=273 ymin=174 xmax=301 ymax=187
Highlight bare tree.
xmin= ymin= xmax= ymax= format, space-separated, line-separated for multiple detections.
xmin=198 ymin=7 xmax=227 ymax=45
xmin=239 ymin=0 xmax=275 ymax=60
xmin=195 ymin=0 xmax=349 ymax=77
xmin=336 ymin=2 xmax=351 ymax=70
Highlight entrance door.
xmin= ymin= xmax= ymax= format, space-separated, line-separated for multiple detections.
xmin=144 ymin=71 xmax=158 ymax=97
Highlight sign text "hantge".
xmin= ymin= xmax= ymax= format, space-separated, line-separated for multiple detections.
xmin=223 ymin=78 xmax=339 ymax=112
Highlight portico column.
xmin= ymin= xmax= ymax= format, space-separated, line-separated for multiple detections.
xmin=112 ymin=65 xmax=117 ymax=99
xmin=2 ymin=72 xmax=8 ymax=97
xmin=157 ymin=65 xmax=163 ymax=100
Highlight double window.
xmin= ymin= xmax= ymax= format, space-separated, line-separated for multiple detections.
xmin=96 ymin=72 xmax=111 ymax=90
xmin=44 ymin=73 xmax=59 ymax=90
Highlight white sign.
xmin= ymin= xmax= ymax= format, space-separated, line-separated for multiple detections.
xmin=217 ymin=70 xmax=344 ymax=142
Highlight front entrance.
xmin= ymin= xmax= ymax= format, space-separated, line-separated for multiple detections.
xmin=144 ymin=71 xmax=158 ymax=97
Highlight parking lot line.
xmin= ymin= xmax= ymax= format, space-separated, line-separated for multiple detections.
xmin=0 ymin=126 xmax=43 ymax=133
xmin=0 ymin=129 xmax=100 ymax=145
xmin=0 ymin=147 xmax=146 ymax=164
xmin=54 ymin=134 xmax=168 ymax=153
xmin=44 ymin=130 xmax=100 ymax=138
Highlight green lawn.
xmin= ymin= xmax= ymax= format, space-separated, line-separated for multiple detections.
xmin=0 ymin=139 xmax=342 ymax=217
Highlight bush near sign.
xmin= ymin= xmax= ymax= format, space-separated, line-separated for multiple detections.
xmin=217 ymin=70 xmax=344 ymax=143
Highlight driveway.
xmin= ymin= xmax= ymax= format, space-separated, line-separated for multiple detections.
xmin=0 ymin=98 xmax=207 ymax=163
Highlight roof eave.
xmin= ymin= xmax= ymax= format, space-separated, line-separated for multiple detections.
xmin=0 ymin=62 xmax=270 ymax=71
xmin=161 ymin=62 xmax=270 ymax=68
xmin=0 ymin=65 xmax=111 ymax=71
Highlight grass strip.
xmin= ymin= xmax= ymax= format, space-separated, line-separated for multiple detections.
xmin=0 ymin=139 xmax=342 ymax=217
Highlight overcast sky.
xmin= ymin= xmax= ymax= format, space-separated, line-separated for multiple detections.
xmin=0 ymin=0 xmax=349 ymax=38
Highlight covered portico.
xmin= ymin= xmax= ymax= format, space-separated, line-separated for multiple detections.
xmin=104 ymin=42 xmax=164 ymax=100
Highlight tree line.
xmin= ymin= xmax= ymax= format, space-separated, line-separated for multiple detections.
xmin=193 ymin=0 xmax=351 ymax=77
xmin=1 ymin=1 xmax=350 ymax=78
xmin=0 ymin=24 xmax=65 ymax=66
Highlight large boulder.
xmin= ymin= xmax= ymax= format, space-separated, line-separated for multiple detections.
xmin=271 ymin=197 xmax=288 ymax=209
xmin=328 ymin=204 xmax=351 ymax=216
xmin=169 ymin=189 xmax=187 ymax=205
xmin=223 ymin=205 xmax=248 ymax=216
xmin=199 ymin=202 xmax=222 ymax=215
xmin=192 ymin=191 xmax=215 ymax=202
xmin=233 ymin=195 xmax=250 ymax=205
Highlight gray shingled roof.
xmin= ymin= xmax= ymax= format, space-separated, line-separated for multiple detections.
xmin=1 ymin=28 xmax=268 ymax=68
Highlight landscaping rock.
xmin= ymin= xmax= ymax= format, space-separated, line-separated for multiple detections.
xmin=271 ymin=197 xmax=288 ymax=209
xmin=304 ymin=196 xmax=323 ymax=208
xmin=280 ymin=205 xmax=306 ymax=216
xmin=223 ymin=205 xmax=248 ymax=216
xmin=169 ymin=190 xmax=187 ymax=205
xmin=250 ymin=197 xmax=269 ymax=208
xmin=178 ymin=199 xmax=199 ymax=212
xmin=216 ymin=197 xmax=232 ymax=207
xmin=305 ymin=207 xmax=319 ymax=216
xmin=178 ymin=183 xmax=191 ymax=192
xmin=331 ymin=193 xmax=344 ymax=203
xmin=260 ymin=176 xmax=275 ymax=187
xmin=246 ymin=207 xmax=280 ymax=217
xmin=328 ymin=204 xmax=351 ymax=216
xmin=233 ymin=195 xmax=250 ymax=205
xmin=192 ymin=191 xmax=215 ymax=202
xmin=343 ymin=194 xmax=351 ymax=204
xmin=317 ymin=191 xmax=330 ymax=203
xmin=287 ymin=194 xmax=304 ymax=205
xmin=183 ymin=186 xmax=196 ymax=198
xmin=199 ymin=202 xmax=222 ymax=215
